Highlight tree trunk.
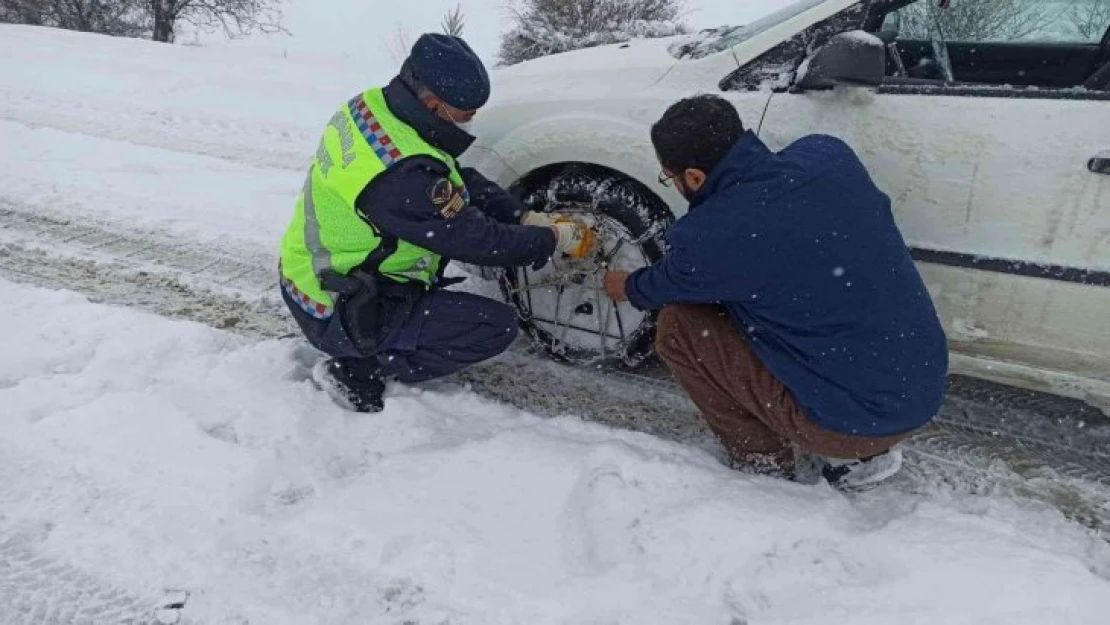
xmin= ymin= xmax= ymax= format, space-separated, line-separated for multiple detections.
xmin=151 ymin=0 xmax=174 ymax=42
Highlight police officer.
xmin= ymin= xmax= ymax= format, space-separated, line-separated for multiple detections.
xmin=279 ymin=33 xmax=594 ymax=413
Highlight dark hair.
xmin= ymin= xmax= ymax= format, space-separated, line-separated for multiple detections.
xmin=651 ymin=94 xmax=744 ymax=175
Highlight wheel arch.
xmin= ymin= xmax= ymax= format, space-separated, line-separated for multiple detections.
xmin=508 ymin=161 xmax=676 ymax=227
xmin=466 ymin=111 xmax=688 ymax=220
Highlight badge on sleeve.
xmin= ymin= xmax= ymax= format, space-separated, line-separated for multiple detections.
xmin=429 ymin=177 xmax=465 ymax=219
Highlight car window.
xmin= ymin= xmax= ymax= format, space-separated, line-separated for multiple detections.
xmin=882 ymin=0 xmax=1109 ymax=45
xmin=872 ymin=0 xmax=1110 ymax=91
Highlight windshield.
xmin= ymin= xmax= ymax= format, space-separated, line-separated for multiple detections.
xmin=671 ymin=0 xmax=832 ymax=59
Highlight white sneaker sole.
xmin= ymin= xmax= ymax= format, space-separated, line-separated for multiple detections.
xmin=830 ymin=447 xmax=904 ymax=493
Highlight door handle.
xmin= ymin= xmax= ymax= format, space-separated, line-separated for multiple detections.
xmin=1090 ymin=151 xmax=1110 ymax=175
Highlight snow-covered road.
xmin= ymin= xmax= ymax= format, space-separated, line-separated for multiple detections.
xmin=2 ymin=24 xmax=1110 ymax=624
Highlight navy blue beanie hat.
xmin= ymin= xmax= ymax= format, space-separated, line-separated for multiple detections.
xmin=407 ymin=33 xmax=491 ymax=111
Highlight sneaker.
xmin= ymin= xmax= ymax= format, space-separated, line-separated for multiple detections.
xmin=312 ymin=358 xmax=386 ymax=413
xmin=820 ymin=447 xmax=903 ymax=492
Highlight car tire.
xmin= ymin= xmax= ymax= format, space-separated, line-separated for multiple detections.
xmin=502 ymin=164 xmax=674 ymax=368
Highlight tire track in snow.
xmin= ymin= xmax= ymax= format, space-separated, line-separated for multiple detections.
xmin=0 ymin=202 xmax=292 ymax=337
xmin=0 ymin=533 xmax=190 ymax=625
xmin=0 ymin=431 xmax=194 ymax=623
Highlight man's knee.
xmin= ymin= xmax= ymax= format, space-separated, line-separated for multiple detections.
xmin=452 ymin=295 xmax=518 ymax=357
xmin=655 ymin=304 xmax=716 ymax=362
xmin=479 ymin=299 xmax=520 ymax=352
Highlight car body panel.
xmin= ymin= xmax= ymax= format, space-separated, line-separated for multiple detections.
xmin=490 ymin=36 xmax=682 ymax=101
xmin=924 ymin=264 xmax=1110 ymax=409
xmin=761 ymin=92 xmax=1110 ymax=271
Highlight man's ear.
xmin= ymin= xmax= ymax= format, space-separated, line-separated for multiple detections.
xmin=422 ymin=94 xmax=441 ymax=112
xmin=684 ymin=168 xmax=708 ymax=192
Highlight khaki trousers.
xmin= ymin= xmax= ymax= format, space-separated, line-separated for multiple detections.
xmin=655 ymin=304 xmax=911 ymax=475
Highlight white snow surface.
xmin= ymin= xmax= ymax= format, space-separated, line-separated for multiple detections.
xmin=3 ymin=277 xmax=1110 ymax=624
xmin=840 ymin=30 xmax=884 ymax=46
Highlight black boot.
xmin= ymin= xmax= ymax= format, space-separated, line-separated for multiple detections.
xmin=312 ymin=357 xmax=386 ymax=413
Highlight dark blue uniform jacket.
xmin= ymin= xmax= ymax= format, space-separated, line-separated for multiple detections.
xmin=354 ymin=77 xmax=556 ymax=271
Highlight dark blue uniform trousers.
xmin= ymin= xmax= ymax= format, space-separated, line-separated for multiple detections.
xmin=283 ymin=284 xmax=519 ymax=384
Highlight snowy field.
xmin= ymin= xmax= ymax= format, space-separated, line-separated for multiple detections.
xmin=4 ymin=276 xmax=1110 ymax=623
xmin=2 ymin=6 xmax=1110 ymax=624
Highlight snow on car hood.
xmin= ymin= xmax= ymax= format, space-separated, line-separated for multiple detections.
xmin=490 ymin=36 xmax=686 ymax=102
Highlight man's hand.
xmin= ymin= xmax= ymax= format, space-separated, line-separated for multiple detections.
xmin=551 ymin=219 xmax=597 ymax=259
xmin=604 ymin=271 xmax=631 ymax=302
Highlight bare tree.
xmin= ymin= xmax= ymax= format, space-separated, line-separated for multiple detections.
xmin=1066 ymin=0 xmax=1110 ymax=40
xmin=895 ymin=0 xmax=1052 ymax=42
xmin=380 ymin=22 xmax=413 ymax=65
xmin=0 ymin=0 xmax=45 ymax=24
xmin=441 ymin=2 xmax=464 ymax=37
xmin=1 ymin=0 xmax=145 ymax=36
xmin=146 ymin=0 xmax=282 ymax=43
xmin=499 ymin=0 xmax=687 ymax=66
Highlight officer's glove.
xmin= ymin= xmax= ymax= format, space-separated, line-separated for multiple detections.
xmin=521 ymin=211 xmax=558 ymax=227
xmin=551 ymin=219 xmax=598 ymax=260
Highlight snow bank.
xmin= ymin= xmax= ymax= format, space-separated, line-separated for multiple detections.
xmin=499 ymin=18 xmax=688 ymax=67
xmin=2 ymin=277 xmax=1109 ymax=624
xmin=0 ymin=25 xmax=323 ymax=252
xmin=0 ymin=24 xmax=358 ymax=136
xmin=0 ymin=120 xmax=298 ymax=249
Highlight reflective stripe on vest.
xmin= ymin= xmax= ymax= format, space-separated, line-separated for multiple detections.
xmin=349 ymin=94 xmax=403 ymax=167
xmin=282 ymin=274 xmax=333 ymax=320
xmin=301 ymin=173 xmax=331 ymax=284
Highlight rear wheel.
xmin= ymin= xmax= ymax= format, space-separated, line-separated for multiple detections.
xmin=502 ymin=165 xmax=674 ymax=367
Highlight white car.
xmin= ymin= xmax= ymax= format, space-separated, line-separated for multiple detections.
xmin=460 ymin=0 xmax=1110 ymax=409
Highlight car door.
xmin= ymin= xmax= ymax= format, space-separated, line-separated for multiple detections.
xmin=750 ymin=0 xmax=1110 ymax=404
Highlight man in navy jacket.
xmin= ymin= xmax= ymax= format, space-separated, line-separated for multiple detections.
xmin=605 ymin=95 xmax=947 ymax=490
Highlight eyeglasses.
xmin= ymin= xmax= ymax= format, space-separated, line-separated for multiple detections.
xmin=658 ymin=170 xmax=678 ymax=187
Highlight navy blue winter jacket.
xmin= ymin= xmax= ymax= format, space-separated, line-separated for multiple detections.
xmin=627 ymin=131 xmax=948 ymax=437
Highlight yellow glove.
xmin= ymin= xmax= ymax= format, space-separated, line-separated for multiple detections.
xmin=551 ymin=219 xmax=597 ymax=259
xmin=521 ymin=211 xmax=558 ymax=227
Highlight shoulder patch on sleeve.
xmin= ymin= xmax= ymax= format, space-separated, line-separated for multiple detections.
xmin=428 ymin=177 xmax=466 ymax=219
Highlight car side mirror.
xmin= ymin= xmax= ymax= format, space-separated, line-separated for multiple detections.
xmin=795 ymin=30 xmax=887 ymax=91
